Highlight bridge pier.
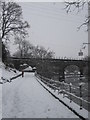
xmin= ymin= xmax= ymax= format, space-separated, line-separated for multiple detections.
xmin=80 ymin=69 xmax=83 ymax=77
xmin=59 ymin=70 xmax=65 ymax=82
xmin=62 ymin=71 xmax=65 ymax=80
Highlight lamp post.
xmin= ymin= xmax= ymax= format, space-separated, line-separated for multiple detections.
xmin=78 ymin=49 xmax=83 ymax=57
xmin=78 ymin=42 xmax=90 ymax=59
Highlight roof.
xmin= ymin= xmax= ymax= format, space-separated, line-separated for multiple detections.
xmin=24 ymin=66 xmax=32 ymax=71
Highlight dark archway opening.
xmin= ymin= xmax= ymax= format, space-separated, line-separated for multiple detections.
xmin=64 ymin=65 xmax=80 ymax=85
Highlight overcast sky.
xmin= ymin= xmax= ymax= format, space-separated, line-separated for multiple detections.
xmin=9 ymin=1 xmax=88 ymax=59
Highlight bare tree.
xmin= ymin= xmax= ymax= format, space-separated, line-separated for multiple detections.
xmin=64 ymin=0 xmax=90 ymax=30
xmin=14 ymin=34 xmax=24 ymax=58
xmin=0 ymin=1 xmax=30 ymax=42
xmin=13 ymin=44 xmax=55 ymax=59
xmin=14 ymin=36 xmax=34 ymax=58
xmin=21 ymin=40 xmax=33 ymax=57
xmin=32 ymin=45 xmax=55 ymax=59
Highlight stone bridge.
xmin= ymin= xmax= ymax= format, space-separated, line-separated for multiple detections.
xmin=9 ymin=57 xmax=88 ymax=80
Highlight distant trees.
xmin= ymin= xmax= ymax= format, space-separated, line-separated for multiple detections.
xmin=0 ymin=1 xmax=30 ymax=62
xmin=13 ymin=44 xmax=55 ymax=59
xmin=31 ymin=45 xmax=55 ymax=59
xmin=14 ymin=38 xmax=33 ymax=58
xmin=22 ymin=40 xmax=33 ymax=57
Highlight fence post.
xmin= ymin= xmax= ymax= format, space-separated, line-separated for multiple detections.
xmin=62 ymin=81 xmax=65 ymax=98
xmin=58 ymin=87 xmax=60 ymax=94
xmin=54 ymin=88 xmax=56 ymax=92
xmin=69 ymin=83 xmax=72 ymax=103
xmin=41 ymin=74 xmax=42 ymax=81
xmin=79 ymin=83 xmax=82 ymax=109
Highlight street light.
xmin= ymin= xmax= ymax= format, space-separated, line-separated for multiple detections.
xmin=78 ymin=49 xmax=83 ymax=56
xmin=78 ymin=42 xmax=90 ymax=58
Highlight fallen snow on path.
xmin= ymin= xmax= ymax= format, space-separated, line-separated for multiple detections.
xmin=2 ymin=73 xmax=79 ymax=118
xmin=36 ymin=76 xmax=89 ymax=119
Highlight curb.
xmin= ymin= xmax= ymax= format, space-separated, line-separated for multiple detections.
xmin=1 ymin=73 xmax=22 ymax=84
xmin=10 ymin=73 xmax=22 ymax=81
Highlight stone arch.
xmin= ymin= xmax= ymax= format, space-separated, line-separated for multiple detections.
xmin=62 ymin=65 xmax=81 ymax=83
xmin=64 ymin=65 xmax=80 ymax=75
xmin=58 ymin=64 xmax=82 ymax=81
xmin=58 ymin=64 xmax=81 ymax=81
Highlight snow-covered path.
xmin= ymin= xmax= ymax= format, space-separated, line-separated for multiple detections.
xmin=2 ymin=73 xmax=79 ymax=118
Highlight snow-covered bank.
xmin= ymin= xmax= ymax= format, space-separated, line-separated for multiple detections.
xmin=0 ymin=61 xmax=21 ymax=84
xmin=2 ymin=73 xmax=79 ymax=118
xmin=0 ymin=61 xmax=21 ymax=119
xmin=35 ymin=76 xmax=89 ymax=119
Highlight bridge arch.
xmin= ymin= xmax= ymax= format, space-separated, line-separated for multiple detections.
xmin=64 ymin=65 xmax=80 ymax=75
xmin=58 ymin=62 xmax=86 ymax=81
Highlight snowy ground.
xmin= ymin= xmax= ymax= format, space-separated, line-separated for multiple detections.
xmin=36 ymin=76 xmax=89 ymax=119
xmin=0 ymin=61 xmax=21 ymax=84
xmin=0 ymin=61 xmax=20 ymax=119
xmin=2 ymin=72 xmax=79 ymax=118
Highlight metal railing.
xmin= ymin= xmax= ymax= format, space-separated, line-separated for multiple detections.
xmin=35 ymin=73 xmax=89 ymax=111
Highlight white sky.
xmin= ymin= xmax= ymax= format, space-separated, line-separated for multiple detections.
xmin=9 ymin=1 xmax=88 ymax=59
